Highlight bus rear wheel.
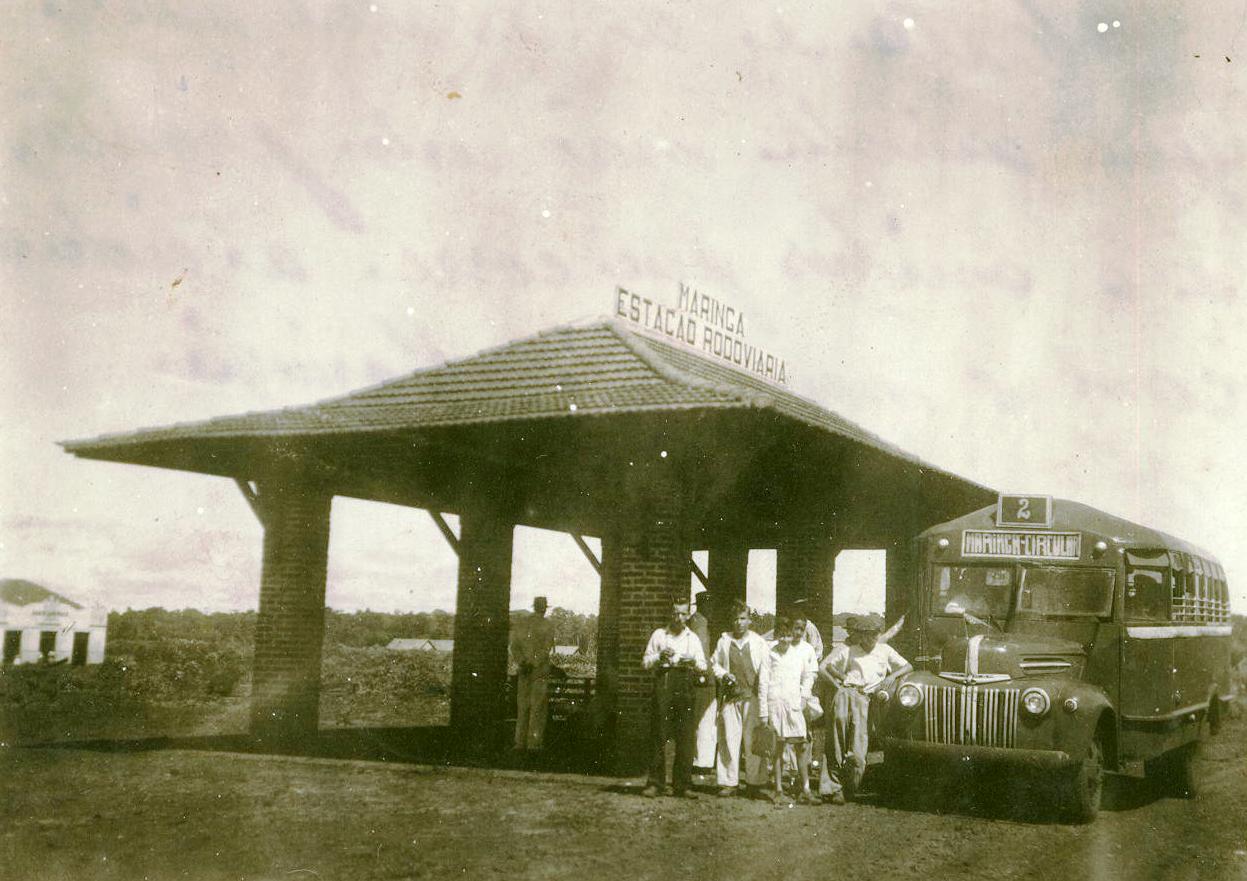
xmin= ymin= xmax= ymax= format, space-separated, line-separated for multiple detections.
xmin=1060 ymin=733 xmax=1104 ymax=823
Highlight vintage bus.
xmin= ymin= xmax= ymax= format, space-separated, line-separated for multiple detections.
xmin=882 ymin=495 xmax=1235 ymax=822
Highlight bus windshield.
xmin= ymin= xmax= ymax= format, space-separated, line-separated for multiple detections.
xmin=933 ymin=565 xmax=1014 ymax=620
xmin=1018 ymin=567 xmax=1114 ymax=617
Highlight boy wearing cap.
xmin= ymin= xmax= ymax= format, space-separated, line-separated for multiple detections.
xmin=818 ymin=614 xmax=912 ymax=803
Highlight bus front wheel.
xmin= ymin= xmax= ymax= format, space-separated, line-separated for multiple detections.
xmin=1060 ymin=732 xmax=1104 ymax=823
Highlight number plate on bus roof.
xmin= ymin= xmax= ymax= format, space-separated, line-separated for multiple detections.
xmin=996 ymin=494 xmax=1054 ymax=528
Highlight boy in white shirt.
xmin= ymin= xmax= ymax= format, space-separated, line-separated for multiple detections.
xmin=760 ymin=616 xmax=819 ymax=804
xmin=710 ymin=601 xmax=770 ymax=796
xmin=641 ymin=598 xmax=708 ymax=798
xmin=817 ymin=614 xmax=911 ymax=803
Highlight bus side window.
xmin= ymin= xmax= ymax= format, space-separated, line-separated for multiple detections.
xmin=1125 ymin=568 xmax=1169 ymax=622
xmin=1172 ymin=569 xmax=1191 ymax=622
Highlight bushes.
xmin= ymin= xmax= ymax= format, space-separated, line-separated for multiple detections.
xmin=0 ymin=660 xmax=144 ymax=742
xmin=0 ymin=637 xmax=250 ymax=744
xmin=4 ymin=607 xmax=601 ymax=741
xmin=320 ymin=645 xmax=451 ymax=727
xmin=106 ymin=638 xmax=247 ymax=701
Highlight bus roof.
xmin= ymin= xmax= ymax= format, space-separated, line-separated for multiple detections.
xmin=919 ymin=498 xmax=1221 ymax=565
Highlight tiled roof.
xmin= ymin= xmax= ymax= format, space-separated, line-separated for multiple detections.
xmin=1 ymin=579 xmax=83 ymax=609
xmin=61 ymin=319 xmax=986 ymax=490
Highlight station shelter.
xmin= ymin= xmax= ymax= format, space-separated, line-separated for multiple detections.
xmin=62 ymin=319 xmax=993 ymax=768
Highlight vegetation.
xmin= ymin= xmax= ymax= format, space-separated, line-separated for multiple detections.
xmin=0 ymin=606 xmax=599 ymax=744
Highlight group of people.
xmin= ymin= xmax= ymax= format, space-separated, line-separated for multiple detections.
xmin=508 ymin=589 xmax=912 ymax=806
xmin=641 ymin=592 xmax=911 ymax=804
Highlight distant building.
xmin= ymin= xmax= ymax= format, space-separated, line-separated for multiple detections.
xmin=384 ymin=638 xmax=581 ymax=659
xmin=0 ymin=579 xmax=107 ymax=666
xmin=386 ymin=637 xmax=454 ymax=653
xmin=385 ymin=638 xmax=426 ymax=651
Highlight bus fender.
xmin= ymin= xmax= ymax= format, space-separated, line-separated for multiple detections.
xmin=1053 ymin=685 xmax=1118 ymax=771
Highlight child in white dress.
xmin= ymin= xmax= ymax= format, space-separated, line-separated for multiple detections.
xmin=759 ymin=616 xmax=818 ymax=804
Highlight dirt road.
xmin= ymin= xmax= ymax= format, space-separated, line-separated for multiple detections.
xmin=3 ymin=714 xmax=1246 ymax=881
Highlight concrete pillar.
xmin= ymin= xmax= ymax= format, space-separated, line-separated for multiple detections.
xmin=706 ymin=544 xmax=748 ymax=640
xmin=449 ymin=505 xmax=515 ymax=748
xmin=599 ymin=466 xmax=688 ymax=773
xmin=250 ymin=480 xmax=332 ymax=744
xmin=776 ymin=530 xmax=836 ymax=650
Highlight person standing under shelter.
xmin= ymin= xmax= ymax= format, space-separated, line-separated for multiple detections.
xmin=642 ymin=597 xmax=708 ymax=798
xmin=761 ymin=602 xmax=823 ymax=657
xmin=759 ymin=615 xmax=819 ymax=804
xmin=688 ymin=588 xmax=718 ymax=775
xmin=510 ymin=595 xmax=555 ymax=754
xmin=818 ymin=613 xmax=912 ymax=803
xmin=711 ymin=601 xmax=770 ymax=797
xmin=789 ymin=597 xmax=824 ymax=658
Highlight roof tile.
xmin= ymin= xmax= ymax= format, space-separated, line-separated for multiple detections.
xmin=61 ymin=319 xmax=984 ymax=489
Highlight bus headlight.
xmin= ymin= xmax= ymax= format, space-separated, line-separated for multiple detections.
xmin=897 ymin=683 xmax=923 ymax=709
xmin=1021 ymin=687 xmax=1051 ymax=717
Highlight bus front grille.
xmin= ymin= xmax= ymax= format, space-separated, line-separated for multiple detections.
xmin=921 ymin=685 xmax=1020 ymax=748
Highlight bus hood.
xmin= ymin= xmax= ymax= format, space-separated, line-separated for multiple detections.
xmin=938 ymin=634 xmax=1086 ymax=684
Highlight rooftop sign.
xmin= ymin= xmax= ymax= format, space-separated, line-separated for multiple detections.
xmin=614 ymin=283 xmax=790 ymax=386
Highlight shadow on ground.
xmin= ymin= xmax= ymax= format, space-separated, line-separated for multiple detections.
xmin=36 ymin=722 xmax=622 ymax=777
xmin=869 ymin=762 xmax=1170 ymax=823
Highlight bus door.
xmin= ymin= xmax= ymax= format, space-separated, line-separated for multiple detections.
xmin=1169 ymin=553 xmax=1226 ymax=714
xmin=1120 ymin=550 xmax=1175 ymax=720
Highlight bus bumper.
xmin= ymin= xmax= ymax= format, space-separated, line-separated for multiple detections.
xmin=883 ymin=738 xmax=1074 ymax=769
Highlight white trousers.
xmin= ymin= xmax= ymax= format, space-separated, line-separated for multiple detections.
xmin=717 ymin=696 xmax=764 ymax=787
xmin=514 ymin=671 xmax=548 ymax=750
xmin=693 ymin=686 xmax=718 ymax=768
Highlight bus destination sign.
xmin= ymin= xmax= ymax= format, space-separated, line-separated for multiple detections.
xmin=962 ymin=530 xmax=1082 ymax=560
xmin=996 ymin=494 xmax=1054 ymax=528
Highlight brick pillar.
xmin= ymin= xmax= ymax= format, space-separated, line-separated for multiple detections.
xmin=885 ymin=538 xmax=917 ymax=628
xmin=601 ymin=466 xmax=688 ymax=773
xmin=449 ymin=505 xmax=514 ymax=750
xmin=776 ymin=530 xmax=836 ymax=650
xmin=250 ymin=480 xmax=332 ymax=744
xmin=707 ymin=544 xmax=748 ymax=639
xmin=594 ymin=534 xmax=623 ymax=763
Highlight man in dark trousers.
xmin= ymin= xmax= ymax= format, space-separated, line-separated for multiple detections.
xmin=641 ymin=597 xmax=708 ymax=798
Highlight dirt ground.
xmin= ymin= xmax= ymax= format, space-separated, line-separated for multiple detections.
xmin=3 ymin=714 xmax=1247 ymax=881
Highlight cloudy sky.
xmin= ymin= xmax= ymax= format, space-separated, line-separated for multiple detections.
xmin=2 ymin=1 xmax=1244 ymax=616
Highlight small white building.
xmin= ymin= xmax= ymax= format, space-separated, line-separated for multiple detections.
xmin=1 ymin=579 xmax=107 ymax=666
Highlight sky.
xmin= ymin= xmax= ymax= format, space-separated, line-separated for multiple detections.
xmin=2 ymin=1 xmax=1245 ymax=617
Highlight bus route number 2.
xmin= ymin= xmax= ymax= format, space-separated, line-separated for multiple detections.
xmin=997 ymin=494 xmax=1053 ymax=528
